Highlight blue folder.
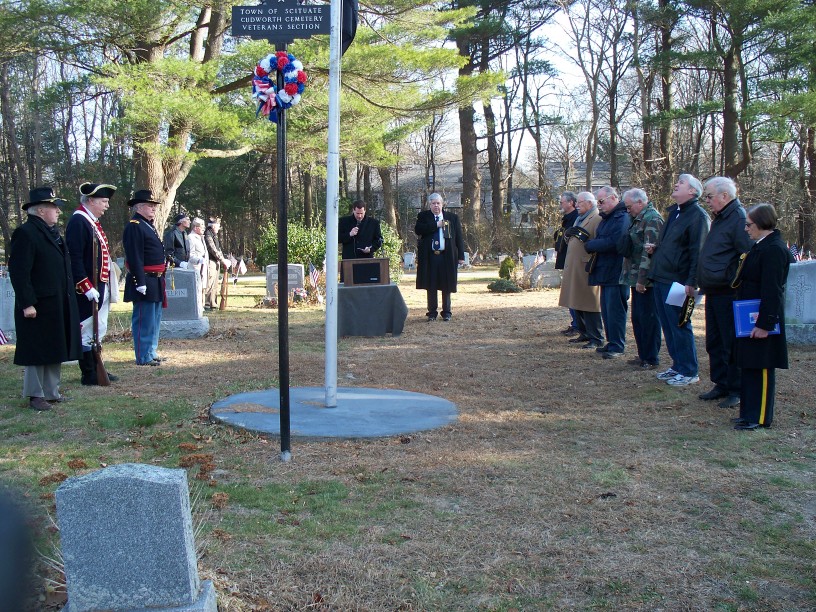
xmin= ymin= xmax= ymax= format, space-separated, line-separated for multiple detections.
xmin=733 ymin=299 xmax=780 ymax=338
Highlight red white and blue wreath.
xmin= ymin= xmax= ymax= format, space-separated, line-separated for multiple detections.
xmin=252 ymin=51 xmax=308 ymax=122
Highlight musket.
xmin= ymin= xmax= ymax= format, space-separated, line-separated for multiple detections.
xmin=91 ymin=229 xmax=110 ymax=386
xmin=219 ymin=259 xmax=229 ymax=310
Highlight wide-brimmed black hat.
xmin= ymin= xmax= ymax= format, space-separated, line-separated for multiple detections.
xmin=23 ymin=186 xmax=66 ymax=210
xmin=127 ymin=189 xmax=161 ymax=207
xmin=80 ymin=182 xmax=117 ymax=199
xmin=173 ymin=212 xmax=190 ymax=225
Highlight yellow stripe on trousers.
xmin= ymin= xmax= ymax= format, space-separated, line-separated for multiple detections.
xmin=758 ymin=369 xmax=768 ymax=425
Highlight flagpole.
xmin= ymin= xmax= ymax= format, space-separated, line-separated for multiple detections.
xmin=324 ymin=0 xmax=342 ymax=407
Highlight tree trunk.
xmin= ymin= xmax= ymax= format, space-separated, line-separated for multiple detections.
xmin=0 ymin=64 xmax=29 ymax=217
xmin=363 ymin=165 xmax=371 ymax=205
xmin=803 ymin=127 xmax=816 ymax=251
xmin=658 ymin=0 xmax=674 ymax=195
xmin=303 ymin=168 xmax=313 ymax=227
xmin=458 ymin=104 xmax=480 ymax=245
xmin=483 ymin=101 xmax=505 ymax=236
xmin=378 ymin=166 xmax=397 ymax=229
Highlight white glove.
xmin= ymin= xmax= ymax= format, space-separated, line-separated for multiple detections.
xmin=84 ymin=287 xmax=100 ymax=302
xmin=224 ymin=260 xmax=232 ymax=270
xmin=178 ymin=261 xmax=188 ymax=269
xmin=136 ymin=285 xmax=147 ymax=295
xmin=188 ymin=256 xmax=200 ymax=265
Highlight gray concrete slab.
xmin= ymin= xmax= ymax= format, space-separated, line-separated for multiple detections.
xmin=210 ymin=387 xmax=457 ymax=438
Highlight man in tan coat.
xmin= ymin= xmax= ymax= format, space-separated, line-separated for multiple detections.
xmin=558 ymin=192 xmax=603 ymax=348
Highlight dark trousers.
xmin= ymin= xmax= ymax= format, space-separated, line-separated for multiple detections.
xmin=704 ymin=292 xmax=741 ymax=395
xmin=575 ymin=310 xmax=603 ymax=344
xmin=740 ymin=367 xmax=776 ymax=426
xmin=426 ymin=251 xmax=452 ymax=317
xmin=631 ymin=288 xmax=661 ymax=365
xmin=600 ymin=284 xmax=629 ymax=353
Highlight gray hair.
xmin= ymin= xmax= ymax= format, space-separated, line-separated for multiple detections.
xmin=560 ymin=191 xmax=577 ymax=205
xmin=704 ymin=176 xmax=737 ymax=200
xmin=623 ymin=188 xmax=648 ymax=205
xmin=428 ymin=192 xmax=444 ymax=204
xmin=192 ymin=217 xmax=205 ymax=229
xmin=79 ymin=194 xmax=90 ymax=206
xmin=679 ymin=173 xmax=703 ymax=198
xmin=576 ymin=191 xmax=596 ymax=206
xmin=26 ymin=203 xmax=48 ymax=216
xmin=596 ymin=185 xmax=619 ymax=200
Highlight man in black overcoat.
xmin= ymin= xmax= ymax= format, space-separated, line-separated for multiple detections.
xmin=554 ymin=191 xmax=579 ymax=335
xmin=8 ymin=187 xmax=81 ymax=411
xmin=163 ymin=212 xmax=191 ymax=267
xmin=415 ymin=193 xmax=464 ymax=321
xmin=339 ymin=200 xmax=384 ymax=261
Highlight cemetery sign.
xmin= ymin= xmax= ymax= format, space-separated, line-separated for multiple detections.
xmin=232 ymin=0 xmax=330 ymax=43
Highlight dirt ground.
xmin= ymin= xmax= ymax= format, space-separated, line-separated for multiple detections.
xmin=5 ymin=266 xmax=816 ymax=610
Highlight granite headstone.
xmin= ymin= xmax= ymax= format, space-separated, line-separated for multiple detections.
xmin=785 ymin=260 xmax=816 ymax=344
xmin=55 ymin=463 xmax=216 ymax=612
xmin=265 ymin=263 xmax=305 ymax=297
xmin=160 ymin=268 xmax=209 ymax=339
xmin=0 ymin=274 xmax=15 ymax=343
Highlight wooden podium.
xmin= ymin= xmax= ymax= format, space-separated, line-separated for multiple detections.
xmin=340 ymin=258 xmax=390 ymax=287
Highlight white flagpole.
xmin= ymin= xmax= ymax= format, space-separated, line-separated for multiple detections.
xmin=324 ymin=0 xmax=342 ymax=407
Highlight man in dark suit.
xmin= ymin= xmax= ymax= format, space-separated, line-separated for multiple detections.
xmin=163 ymin=212 xmax=190 ymax=268
xmin=123 ymin=189 xmax=167 ymax=366
xmin=339 ymin=200 xmax=383 ymax=261
xmin=554 ymin=191 xmax=579 ymax=335
xmin=415 ymin=193 xmax=464 ymax=321
xmin=65 ymin=182 xmax=119 ymax=385
xmin=8 ymin=187 xmax=81 ymax=410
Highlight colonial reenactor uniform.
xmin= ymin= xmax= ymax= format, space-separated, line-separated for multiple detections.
xmin=415 ymin=198 xmax=465 ymax=321
xmin=123 ymin=190 xmax=167 ymax=366
xmin=65 ymin=182 xmax=118 ymax=385
xmin=8 ymin=187 xmax=82 ymax=410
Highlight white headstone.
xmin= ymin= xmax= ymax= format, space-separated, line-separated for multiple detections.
xmin=522 ymin=255 xmax=538 ymax=273
xmin=0 ymin=275 xmax=15 ymax=343
xmin=785 ymin=260 xmax=816 ymax=344
xmin=403 ymin=252 xmax=415 ymax=270
xmin=545 ymin=247 xmax=556 ymax=262
xmin=266 ymin=263 xmax=305 ymax=297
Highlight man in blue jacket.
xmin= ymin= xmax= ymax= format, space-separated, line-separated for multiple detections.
xmin=647 ymin=174 xmax=711 ymax=386
xmin=584 ymin=186 xmax=630 ymax=358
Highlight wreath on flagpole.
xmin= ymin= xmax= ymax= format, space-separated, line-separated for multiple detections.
xmin=252 ymin=51 xmax=308 ymax=123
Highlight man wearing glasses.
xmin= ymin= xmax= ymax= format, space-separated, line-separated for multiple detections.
xmin=696 ymin=177 xmax=754 ymax=407
xmin=646 ymin=174 xmax=710 ymax=386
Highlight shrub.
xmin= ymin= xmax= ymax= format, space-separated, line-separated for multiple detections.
xmin=499 ymin=256 xmax=516 ymax=279
xmin=487 ymin=278 xmax=523 ymax=293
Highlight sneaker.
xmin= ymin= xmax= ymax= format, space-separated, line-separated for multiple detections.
xmin=666 ymin=374 xmax=700 ymax=386
xmin=656 ymin=368 xmax=678 ymax=380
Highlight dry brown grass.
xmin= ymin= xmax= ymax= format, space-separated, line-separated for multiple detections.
xmin=3 ymin=268 xmax=815 ymax=610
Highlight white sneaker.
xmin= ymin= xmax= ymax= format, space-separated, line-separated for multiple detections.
xmin=656 ymin=368 xmax=678 ymax=381
xmin=666 ymin=374 xmax=700 ymax=386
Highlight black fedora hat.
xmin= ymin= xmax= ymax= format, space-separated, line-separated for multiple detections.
xmin=127 ymin=189 xmax=161 ymax=207
xmin=80 ymin=182 xmax=117 ymax=199
xmin=23 ymin=186 xmax=66 ymax=210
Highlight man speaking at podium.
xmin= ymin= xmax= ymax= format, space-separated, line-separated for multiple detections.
xmin=339 ymin=199 xmax=383 ymax=261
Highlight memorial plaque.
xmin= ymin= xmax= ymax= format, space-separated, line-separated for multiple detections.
xmin=266 ymin=263 xmax=305 ymax=296
xmin=0 ymin=275 xmax=15 ymax=342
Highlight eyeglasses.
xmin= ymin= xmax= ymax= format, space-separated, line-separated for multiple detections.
xmin=597 ymin=196 xmax=612 ymax=205
xmin=745 ymin=222 xmax=756 ymax=228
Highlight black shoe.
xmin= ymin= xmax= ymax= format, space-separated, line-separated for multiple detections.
xmin=29 ymin=397 xmax=51 ymax=411
xmin=730 ymin=417 xmax=748 ymax=425
xmin=595 ymin=344 xmax=611 ymax=353
xmin=734 ymin=422 xmax=762 ymax=430
xmin=47 ymin=395 xmax=68 ymax=403
xmin=640 ymin=362 xmax=658 ymax=370
xmin=107 ymin=373 xmax=119 ymax=382
xmin=568 ymin=336 xmax=589 ymax=344
xmin=602 ymin=351 xmax=623 ymax=359
xmin=626 ymin=357 xmax=643 ymax=366
xmin=426 ymin=316 xmax=437 ymax=322
xmin=581 ymin=342 xmax=602 ymax=350
xmin=699 ymin=387 xmax=728 ymax=401
xmin=442 ymin=314 xmax=451 ymax=321
xmin=561 ymin=326 xmax=578 ymax=336
xmin=718 ymin=395 xmax=740 ymax=408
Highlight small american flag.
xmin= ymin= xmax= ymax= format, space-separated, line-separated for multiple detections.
xmin=309 ymin=262 xmax=320 ymax=289
xmin=0 ymin=328 xmax=8 ymax=345
xmin=790 ymin=244 xmax=802 ymax=261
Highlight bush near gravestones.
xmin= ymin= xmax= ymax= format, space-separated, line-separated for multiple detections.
xmin=256 ymin=221 xmax=403 ymax=284
xmin=499 ymin=256 xmax=515 ymax=279
xmin=487 ymin=278 xmax=523 ymax=293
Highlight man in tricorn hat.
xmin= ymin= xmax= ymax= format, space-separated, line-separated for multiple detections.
xmin=123 ymin=189 xmax=167 ymax=366
xmin=163 ymin=211 xmax=190 ymax=268
xmin=65 ymin=182 xmax=119 ymax=385
xmin=8 ymin=187 xmax=82 ymax=410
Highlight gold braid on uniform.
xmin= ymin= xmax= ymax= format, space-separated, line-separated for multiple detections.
xmin=730 ymin=252 xmax=747 ymax=289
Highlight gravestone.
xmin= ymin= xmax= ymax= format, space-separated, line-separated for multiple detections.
xmin=0 ymin=274 xmax=15 ymax=343
xmin=55 ymin=463 xmax=216 ymax=612
xmin=463 ymin=252 xmax=471 ymax=267
xmin=403 ymin=252 xmax=415 ymax=270
xmin=785 ymin=260 xmax=816 ymax=344
xmin=546 ymin=247 xmax=556 ymax=262
xmin=266 ymin=263 xmax=305 ymax=297
xmin=530 ymin=258 xmax=562 ymax=289
xmin=522 ymin=255 xmax=539 ymax=273
xmin=160 ymin=268 xmax=209 ymax=339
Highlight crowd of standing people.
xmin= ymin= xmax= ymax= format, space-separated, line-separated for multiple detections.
xmin=556 ymin=174 xmax=795 ymax=430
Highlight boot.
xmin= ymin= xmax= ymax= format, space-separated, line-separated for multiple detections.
xmin=79 ymin=350 xmax=98 ymax=386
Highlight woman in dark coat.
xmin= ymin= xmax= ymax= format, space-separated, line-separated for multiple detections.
xmin=8 ymin=187 xmax=82 ymax=411
xmin=732 ymin=203 xmax=794 ymax=430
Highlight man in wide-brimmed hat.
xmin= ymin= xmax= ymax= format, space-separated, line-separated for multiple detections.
xmin=8 ymin=187 xmax=82 ymax=410
xmin=65 ymin=182 xmax=119 ymax=385
xmin=122 ymin=189 xmax=166 ymax=366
